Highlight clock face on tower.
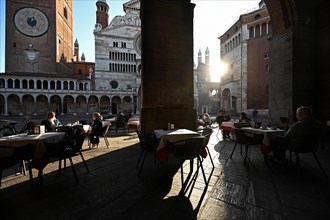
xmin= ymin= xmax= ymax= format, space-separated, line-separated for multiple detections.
xmin=14 ymin=7 xmax=49 ymax=37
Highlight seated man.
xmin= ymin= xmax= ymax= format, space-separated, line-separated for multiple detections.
xmin=216 ymin=110 xmax=231 ymax=139
xmin=272 ymin=106 xmax=322 ymax=162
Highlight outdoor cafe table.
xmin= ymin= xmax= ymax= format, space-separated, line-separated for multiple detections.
xmin=154 ymin=129 xmax=206 ymax=161
xmin=239 ymin=127 xmax=285 ymax=154
xmin=0 ymin=132 xmax=66 ymax=170
xmin=220 ymin=121 xmax=235 ymax=133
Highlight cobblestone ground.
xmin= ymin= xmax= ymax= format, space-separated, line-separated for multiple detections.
xmin=1 ymin=120 xmax=330 ymax=219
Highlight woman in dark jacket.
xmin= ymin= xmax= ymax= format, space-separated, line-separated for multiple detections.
xmin=90 ymin=112 xmax=103 ymax=148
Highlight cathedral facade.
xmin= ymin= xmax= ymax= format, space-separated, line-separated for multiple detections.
xmin=94 ymin=0 xmax=141 ymax=115
xmin=0 ymin=0 xmax=139 ymax=116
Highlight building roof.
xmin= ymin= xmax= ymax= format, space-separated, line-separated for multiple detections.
xmin=97 ymin=0 xmax=108 ymax=5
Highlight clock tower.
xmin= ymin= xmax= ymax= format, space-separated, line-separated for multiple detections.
xmin=5 ymin=0 xmax=73 ymax=74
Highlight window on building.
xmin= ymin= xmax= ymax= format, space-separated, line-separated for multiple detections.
xmin=70 ymin=81 xmax=75 ymax=90
xmin=110 ymin=80 xmax=118 ymax=89
xmin=255 ymin=24 xmax=260 ymax=37
xmin=0 ymin=79 xmax=4 ymax=88
xmin=29 ymin=80 xmax=34 ymax=89
xmin=14 ymin=79 xmax=20 ymax=88
xmin=56 ymin=81 xmax=61 ymax=90
xmin=50 ymin=81 xmax=55 ymax=89
xmin=254 ymin=14 xmax=261 ymax=20
xmin=264 ymin=52 xmax=269 ymax=59
xmin=261 ymin=23 xmax=267 ymax=36
xmin=22 ymin=80 xmax=28 ymax=89
xmin=43 ymin=80 xmax=48 ymax=89
xmin=64 ymin=7 xmax=68 ymax=19
xmin=63 ymin=81 xmax=68 ymax=90
xmin=249 ymin=27 xmax=254 ymax=39
xmin=37 ymin=80 xmax=42 ymax=89
xmin=265 ymin=64 xmax=269 ymax=71
xmin=8 ymin=79 xmax=13 ymax=88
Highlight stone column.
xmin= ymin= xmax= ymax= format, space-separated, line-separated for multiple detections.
xmin=141 ymin=0 xmax=197 ymax=133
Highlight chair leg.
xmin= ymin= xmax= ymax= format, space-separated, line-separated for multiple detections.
xmin=295 ymin=153 xmax=300 ymax=166
xmin=104 ymin=136 xmax=109 ymax=148
xmin=58 ymin=159 xmax=62 ymax=173
xmin=20 ymin=160 xmax=27 ymax=176
xmin=0 ymin=169 xmax=3 ymax=187
xmin=205 ymin=146 xmax=214 ymax=168
xmin=240 ymin=144 xmax=243 ymax=156
xmin=36 ymin=170 xmax=43 ymax=189
xmin=230 ymin=142 xmax=238 ymax=159
xmin=79 ymin=152 xmax=90 ymax=173
xmin=312 ymin=152 xmax=328 ymax=179
xmin=27 ymin=160 xmax=34 ymax=189
xmin=68 ymin=157 xmax=79 ymax=184
xmin=136 ymin=149 xmax=145 ymax=168
xmin=138 ymin=150 xmax=148 ymax=177
xmin=244 ymin=144 xmax=249 ymax=164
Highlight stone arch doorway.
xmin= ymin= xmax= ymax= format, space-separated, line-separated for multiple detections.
xmin=50 ymin=95 xmax=62 ymax=115
xmin=63 ymin=95 xmax=74 ymax=114
xmin=7 ymin=94 xmax=20 ymax=115
xmin=122 ymin=96 xmax=132 ymax=115
xmin=88 ymin=95 xmax=99 ymax=113
xmin=111 ymin=96 xmax=121 ymax=114
xmin=100 ymin=96 xmax=110 ymax=114
xmin=76 ymin=96 xmax=87 ymax=114
xmin=0 ymin=95 xmax=4 ymax=115
xmin=22 ymin=94 xmax=35 ymax=115
xmin=36 ymin=95 xmax=48 ymax=115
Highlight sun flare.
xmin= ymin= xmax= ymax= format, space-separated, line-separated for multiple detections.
xmin=210 ymin=61 xmax=228 ymax=82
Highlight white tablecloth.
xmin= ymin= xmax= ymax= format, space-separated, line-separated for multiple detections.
xmin=0 ymin=132 xmax=66 ymax=158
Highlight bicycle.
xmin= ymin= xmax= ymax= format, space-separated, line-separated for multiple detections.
xmin=0 ymin=117 xmax=37 ymax=136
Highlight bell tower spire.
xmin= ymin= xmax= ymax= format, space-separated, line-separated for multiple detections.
xmin=96 ymin=0 xmax=109 ymax=30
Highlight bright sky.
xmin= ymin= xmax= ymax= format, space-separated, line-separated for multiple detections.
xmin=0 ymin=0 xmax=260 ymax=82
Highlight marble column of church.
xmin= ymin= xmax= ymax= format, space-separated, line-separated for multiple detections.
xmin=140 ymin=0 xmax=197 ymax=133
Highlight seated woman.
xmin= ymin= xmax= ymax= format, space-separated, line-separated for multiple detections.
xmin=90 ymin=112 xmax=103 ymax=148
xmin=41 ymin=111 xmax=62 ymax=132
xmin=239 ymin=112 xmax=251 ymax=123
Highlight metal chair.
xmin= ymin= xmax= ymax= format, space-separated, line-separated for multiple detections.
xmin=288 ymin=136 xmax=328 ymax=179
xmin=197 ymin=127 xmax=214 ymax=168
xmin=230 ymin=128 xmax=264 ymax=164
xmin=97 ymin=123 xmax=111 ymax=148
xmin=46 ymin=132 xmax=89 ymax=185
xmin=0 ymin=144 xmax=34 ymax=188
xmin=168 ymin=136 xmax=207 ymax=195
xmin=136 ymin=130 xmax=158 ymax=177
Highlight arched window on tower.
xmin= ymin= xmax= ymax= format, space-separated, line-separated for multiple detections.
xmin=261 ymin=23 xmax=267 ymax=36
xmin=255 ymin=24 xmax=260 ymax=37
xmin=249 ymin=27 xmax=254 ymax=39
